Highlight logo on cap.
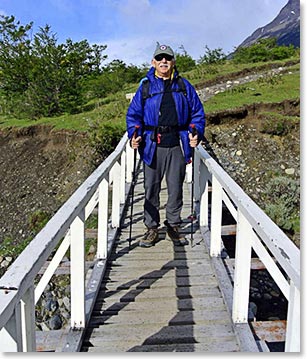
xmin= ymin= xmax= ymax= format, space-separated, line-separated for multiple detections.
xmin=160 ymin=45 xmax=167 ymax=50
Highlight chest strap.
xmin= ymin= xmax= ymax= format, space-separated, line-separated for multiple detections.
xmin=144 ymin=125 xmax=188 ymax=133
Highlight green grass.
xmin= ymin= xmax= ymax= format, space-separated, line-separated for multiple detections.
xmin=204 ymin=71 xmax=299 ymax=113
xmin=183 ymin=57 xmax=299 ymax=85
xmin=0 ymin=57 xmax=300 ymax=132
xmin=0 ymin=91 xmax=129 ymax=132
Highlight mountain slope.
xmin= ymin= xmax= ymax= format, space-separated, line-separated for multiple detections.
xmin=238 ymin=0 xmax=300 ymax=48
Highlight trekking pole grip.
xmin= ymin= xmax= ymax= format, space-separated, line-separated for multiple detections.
xmin=190 ymin=123 xmax=197 ymax=138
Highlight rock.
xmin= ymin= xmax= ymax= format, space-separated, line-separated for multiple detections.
xmin=63 ymin=296 xmax=70 ymax=311
xmin=285 ymin=168 xmax=295 ymax=175
xmin=45 ymin=299 xmax=59 ymax=313
xmin=49 ymin=315 xmax=62 ymax=330
xmin=40 ymin=322 xmax=50 ymax=331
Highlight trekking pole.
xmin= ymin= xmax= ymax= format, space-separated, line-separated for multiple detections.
xmin=128 ymin=125 xmax=140 ymax=249
xmin=189 ymin=124 xmax=197 ymax=247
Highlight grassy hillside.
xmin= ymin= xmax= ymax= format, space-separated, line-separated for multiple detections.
xmin=0 ymin=57 xmax=299 ymax=134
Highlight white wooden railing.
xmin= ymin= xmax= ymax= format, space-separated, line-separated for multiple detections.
xmin=0 ymin=133 xmax=136 ymax=352
xmin=0 ymin=134 xmax=300 ymax=352
xmin=191 ymin=145 xmax=300 ymax=353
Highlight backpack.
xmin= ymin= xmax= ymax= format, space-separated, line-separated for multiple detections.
xmin=141 ymin=76 xmax=187 ymax=105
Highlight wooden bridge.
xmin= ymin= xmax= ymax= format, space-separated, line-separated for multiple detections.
xmin=0 ymin=133 xmax=300 ymax=352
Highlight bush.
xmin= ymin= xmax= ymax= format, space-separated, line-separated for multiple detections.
xmin=233 ymin=38 xmax=297 ymax=63
xmin=88 ymin=121 xmax=126 ymax=158
xmin=263 ymin=176 xmax=300 ymax=234
xmin=198 ymin=45 xmax=227 ymax=65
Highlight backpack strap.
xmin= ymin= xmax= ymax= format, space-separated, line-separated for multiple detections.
xmin=140 ymin=75 xmax=187 ymax=106
xmin=141 ymin=78 xmax=150 ymax=104
xmin=176 ymin=76 xmax=187 ymax=97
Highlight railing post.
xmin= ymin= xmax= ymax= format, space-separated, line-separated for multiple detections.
xmin=20 ymin=285 xmax=36 ymax=351
xmin=126 ymin=142 xmax=133 ymax=183
xmin=232 ymin=209 xmax=252 ymax=323
xmin=185 ymin=162 xmax=192 ymax=183
xmin=70 ymin=209 xmax=85 ymax=328
xmin=210 ymin=175 xmax=223 ymax=256
xmin=111 ymin=161 xmax=121 ymax=228
xmin=120 ymin=151 xmax=126 ymax=204
xmin=97 ymin=177 xmax=109 ymax=259
xmin=199 ymin=164 xmax=209 ymax=227
xmin=0 ymin=303 xmax=22 ymax=351
xmin=194 ymin=151 xmax=201 ymax=201
xmin=285 ymin=280 xmax=300 ymax=352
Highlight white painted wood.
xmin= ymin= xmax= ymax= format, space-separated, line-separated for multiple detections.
xmin=84 ymin=189 xmax=99 ymax=220
xmin=194 ymin=150 xmax=201 ymax=201
xmin=232 ymin=210 xmax=252 ymax=323
xmin=199 ymin=165 xmax=209 ymax=227
xmin=0 ymin=134 xmax=131 ymax=351
xmin=185 ymin=162 xmax=192 ymax=183
xmin=222 ymin=192 xmax=237 ymax=221
xmin=111 ymin=161 xmax=121 ymax=228
xmin=0 ymin=304 xmax=22 ymax=351
xmin=0 ymin=135 xmax=300 ymax=352
xmin=126 ymin=142 xmax=133 ymax=183
xmin=97 ymin=178 xmax=109 ymax=259
xmin=196 ymin=145 xmax=300 ymax=290
xmin=250 ymin=232 xmax=289 ymax=300
xmin=120 ymin=151 xmax=126 ymax=204
xmin=70 ymin=210 xmax=85 ymax=328
xmin=20 ymin=286 xmax=36 ymax=351
xmin=34 ymin=232 xmax=71 ymax=304
xmin=210 ymin=175 xmax=222 ymax=256
xmin=285 ymin=281 xmax=300 ymax=352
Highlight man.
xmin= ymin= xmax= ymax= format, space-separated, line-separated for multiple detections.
xmin=126 ymin=43 xmax=206 ymax=248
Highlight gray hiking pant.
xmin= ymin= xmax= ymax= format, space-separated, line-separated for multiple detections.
xmin=144 ymin=146 xmax=186 ymax=228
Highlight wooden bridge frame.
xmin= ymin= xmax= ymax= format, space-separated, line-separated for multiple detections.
xmin=0 ymin=133 xmax=300 ymax=352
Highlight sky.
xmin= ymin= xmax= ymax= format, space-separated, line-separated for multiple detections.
xmin=0 ymin=0 xmax=290 ymax=66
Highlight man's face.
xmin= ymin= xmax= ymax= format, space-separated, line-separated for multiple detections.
xmin=152 ymin=53 xmax=175 ymax=78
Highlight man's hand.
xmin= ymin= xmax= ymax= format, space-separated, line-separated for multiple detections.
xmin=131 ymin=136 xmax=142 ymax=149
xmin=189 ymin=132 xmax=198 ymax=148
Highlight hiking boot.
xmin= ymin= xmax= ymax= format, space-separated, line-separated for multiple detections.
xmin=164 ymin=220 xmax=189 ymax=246
xmin=139 ymin=228 xmax=159 ymax=248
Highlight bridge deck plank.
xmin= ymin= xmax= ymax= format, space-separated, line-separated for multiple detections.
xmin=80 ymin=167 xmax=240 ymax=352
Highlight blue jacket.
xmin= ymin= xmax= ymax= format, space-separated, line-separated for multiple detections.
xmin=126 ymin=66 xmax=206 ymax=165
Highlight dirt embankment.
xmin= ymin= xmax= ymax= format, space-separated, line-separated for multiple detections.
xmin=205 ymin=99 xmax=300 ymax=247
xmin=0 ymin=125 xmax=98 ymax=248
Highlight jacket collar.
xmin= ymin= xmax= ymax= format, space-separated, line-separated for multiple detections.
xmin=146 ymin=66 xmax=179 ymax=82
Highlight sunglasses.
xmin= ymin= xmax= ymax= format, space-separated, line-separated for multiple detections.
xmin=154 ymin=54 xmax=174 ymax=61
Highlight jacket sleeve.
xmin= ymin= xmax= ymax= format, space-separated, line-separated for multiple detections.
xmin=184 ymin=79 xmax=206 ymax=141
xmin=126 ymin=85 xmax=144 ymax=139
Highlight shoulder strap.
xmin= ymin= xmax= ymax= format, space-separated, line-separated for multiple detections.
xmin=177 ymin=76 xmax=187 ymax=97
xmin=141 ymin=76 xmax=187 ymax=106
xmin=141 ymin=78 xmax=150 ymax=103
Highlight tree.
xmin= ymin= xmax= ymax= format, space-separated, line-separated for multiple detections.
xmin=0 ymin=15 xmax=33 ymax=95
xmin=175 ymin=45 xmax=196 ymax=72
xmin=0 ymin=15 xmax=108 ymax=118
xmin=198 ymin=45 xmax=226 ymax=65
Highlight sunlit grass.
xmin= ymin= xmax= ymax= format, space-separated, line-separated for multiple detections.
xmin=0 ymin=57 xmax=300 ymax=131
xmin=204 ymin=71 xmax=299 ymax=113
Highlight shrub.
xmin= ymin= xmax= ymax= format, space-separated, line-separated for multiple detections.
xmin=263 ymin=176 xmax=300 ymax=234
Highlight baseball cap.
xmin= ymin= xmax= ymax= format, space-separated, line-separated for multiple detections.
xmin=153 ymin=43 xmax=175 ymax=59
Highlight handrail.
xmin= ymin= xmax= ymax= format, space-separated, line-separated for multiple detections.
xmin=193 ymin=145 xmax=300 ymax=352
xmin=0 ymin=134 xmax=300 ymax=352
xmin=0 ymin=132 xmax=135 ymax=351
